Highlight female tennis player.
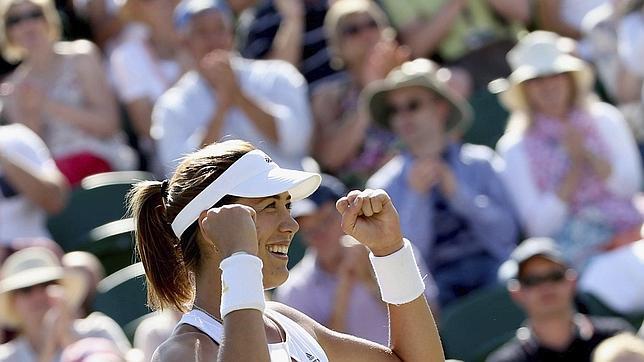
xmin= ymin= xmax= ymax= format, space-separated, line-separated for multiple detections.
xmin=128 ymin=139 xmax=443 ymax=361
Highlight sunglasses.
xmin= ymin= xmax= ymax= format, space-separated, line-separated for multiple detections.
xmin=387 ymin=98 xmax=427 ymax=117
xmin=14 ymin=280 xmax=58 ymax=295
xmin=519 ymin=269 xmax=567 ymax=288
xmin=340 ymin=19 xmax=378 ymax=37
xmin=5 ymin=8 xmax=45 ymax=28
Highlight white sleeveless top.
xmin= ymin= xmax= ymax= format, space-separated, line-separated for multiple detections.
xmin=175 ymin=309 xmax=329 ymax=362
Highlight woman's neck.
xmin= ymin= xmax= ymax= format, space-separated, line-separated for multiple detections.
xmin=22 ymin=44 xmax=57 ymax=74
xmin=193 ymin=254 xmax=224 ymax=321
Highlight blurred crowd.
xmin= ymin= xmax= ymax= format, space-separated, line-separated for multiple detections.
xmin=0 ymin=0 xmax=643 ymax=360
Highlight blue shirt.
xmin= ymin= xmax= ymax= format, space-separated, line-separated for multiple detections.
xmin=367 ymin=143 xmax=519 ymax=269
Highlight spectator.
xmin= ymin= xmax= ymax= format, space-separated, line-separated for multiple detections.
xmin=274 ymin=174 xmax=439 ymax=344
xmin=583 ymin=0 xmax=644 ymax=165
xmin=493 ymin=31 xmax=643 ymax=270
xmin=109 ymin=0 xmax=189 ymax=175
xmin=365 ymin=58 xmax=519 ymax=306
xmin=70 ymin=0 xmax=123 ymax=51
xmin=592 ymin=333 xmax=644 ymax=362
xmin=0 ymin=0 xmax=136 ymax=186
xmin=151 ymin=0 xmax=312 ymax=175
xmin=582 ymin=0 xmax=643 ymax=105
xmin=0 ymin=123 xmax=68 ymax=247
xmin=0 ymin=247 xmax=131 ymax=361
xmin=535 ymin=0 xmax=608 ymax=39
xmin=487 ymin=237 xmax=634 ymax=362
xmin=310 ymin=0 xmax=407 ymax=188
xmin=378 ymin=0 xmax=530 ymax=91
xmin=238 ymin=0 xmax=339 ymax=91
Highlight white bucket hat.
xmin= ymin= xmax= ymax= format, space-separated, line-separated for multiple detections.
xmin=488 ymin=31 xmax=595 ymax=112
xmin=0 ymin=247 xmax=88 ymax=328
xmin=363 ymin=58 xmax=473 ymax=135
xmin=171 ymin=149 xmax=321 ymax=238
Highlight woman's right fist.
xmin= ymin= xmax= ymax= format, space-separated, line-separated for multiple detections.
xmin=200 ymin=204 xmax=259 ymax=258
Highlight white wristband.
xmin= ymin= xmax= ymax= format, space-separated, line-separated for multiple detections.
xmin=219 ymin=253 xmax=266 ymax=318
xmin=369 ymin=239 xmax=425 ymax=305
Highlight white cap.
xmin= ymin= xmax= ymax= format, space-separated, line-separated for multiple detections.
xmin=171 ymin=150 xmax=321 ymax=238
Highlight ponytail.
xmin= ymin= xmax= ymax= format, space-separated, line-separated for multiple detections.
xmin=127 ymin=181 xmax=193 ymax=312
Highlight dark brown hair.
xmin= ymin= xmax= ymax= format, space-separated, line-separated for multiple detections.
xmin=127 ymin=140 xmax=254 ymax=312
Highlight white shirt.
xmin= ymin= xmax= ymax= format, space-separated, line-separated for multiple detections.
xmin=109 ymin=24 xmax=183 ymax=103
xmin=496 ymin=102 xmax=642 ymax=237
xmin=0 ymin=124 xmax=56 ymax=244
xmin=151 ymin=57 xmax=312 ymax=176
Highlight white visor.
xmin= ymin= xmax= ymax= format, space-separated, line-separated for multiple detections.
xmin=171 ymin=150 xmax=321 ymax=238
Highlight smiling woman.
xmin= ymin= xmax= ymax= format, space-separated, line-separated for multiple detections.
xmin=127 ymin=139 xmax=444 ymax=361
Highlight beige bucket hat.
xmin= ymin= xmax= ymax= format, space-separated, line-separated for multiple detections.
xmin=363 ymin=58 xmax=473 ymax=135
xmin=0 ymin=247 xmax=88 ymax=328
xmin=488 ymin=31 xmax=595 ymax=112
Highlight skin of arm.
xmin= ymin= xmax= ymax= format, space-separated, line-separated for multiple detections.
xmin=536 ymin=0 xmax=582 ymax=39
xmin=398 ymin=0 xmax=467 ymax=58
xmin=268 ymin=0 xmax=305 ymax=66
xmin=332 ymin=189 xmax=444 ymax=361
xmin=486 ymin=0 xmax=531 ymax=23
xmin=44 ymin=41 xmax=121 ymax=138
xmin=0 ymin=132 xmax=68 ymax=213
xmin=125 ymin=98 xmax=155 ymax=141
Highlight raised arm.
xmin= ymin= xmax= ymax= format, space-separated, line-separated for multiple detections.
xmin=312 ymin=189 xmax=444 ymax=361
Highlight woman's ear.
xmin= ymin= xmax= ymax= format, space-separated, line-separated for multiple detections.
xmin=197 ymin=210 xmax=220 ymax=255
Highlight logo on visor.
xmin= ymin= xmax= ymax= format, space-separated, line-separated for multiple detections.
xmin=264 ymin=156 xmax=273 ymax=164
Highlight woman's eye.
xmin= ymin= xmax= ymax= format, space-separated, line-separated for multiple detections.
xmin=262 ymin=202 xmax=277 ymax=210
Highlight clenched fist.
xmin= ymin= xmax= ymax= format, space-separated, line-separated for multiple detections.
xmin=335 ymin=189 xmax=404 ymax=256
xmin=199 ymin=204 xmax=259 ymax=258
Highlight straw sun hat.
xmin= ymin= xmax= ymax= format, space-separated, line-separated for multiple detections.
xmin=488 ymin=30 xmax=595 ymax=112
xmin=0 ymin=247 xmax=88 ymax=328
xmin=363 ymin=58 xmax=473 ymax=135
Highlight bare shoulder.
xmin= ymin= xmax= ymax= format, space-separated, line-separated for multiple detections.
xmin=152 ymin=325 xmax=219 ymax=362
xmin=268 ymin=301 xmax=319 ymax=336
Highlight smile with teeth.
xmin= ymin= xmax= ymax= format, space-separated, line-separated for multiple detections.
xmin=267 ymin=245 xmax=289 ymax=255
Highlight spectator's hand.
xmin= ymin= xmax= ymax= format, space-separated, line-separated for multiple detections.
xmin=338 ymin=240 xmax=373 ymax=284
xmin=274 ymin=0 xmax=304 ymax=20
xmin=363 ymin=39 xmax=411 ymax=85
xmin=41 ymin=285 xmax=79 ymax=354
xmin=200 ymin=204 xmax=259 ymax=258
xmin=199 ymin=51 xmax=240 ymax=110
xmin=407 ymin=158 xmax=441 ymax=194
xmin=336 ymin=189 xmax=404 ymax=256
xmin=436 ymin=161 xmax=458 ymax=198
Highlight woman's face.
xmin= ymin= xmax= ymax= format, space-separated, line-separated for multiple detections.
xmin=4 ymin=2 xmax=50 ymax=53
xmin=336 ymin=12 xmax=382 ymax=68
xmin=10 ymin=281 xmax=56 ymax=332
xmin=522 ymin=73 xmax=575 ymax=118
xmin=132 ymin=0 xmax=178 ymax=28
xmin=236 ymin=192 xmax=299 ymax=289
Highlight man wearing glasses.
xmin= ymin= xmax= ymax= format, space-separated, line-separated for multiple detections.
xmin=488 ymin=237 xmax=634 ymax=362
xmin=364 ymin=58 xmax=519 ymax=307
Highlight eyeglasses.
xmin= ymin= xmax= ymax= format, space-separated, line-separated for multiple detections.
xmin=387 ymin=98 xmax=432 ymax=117
xmin=5 ymin=8 xmax=45 ymax=29
xmin=340 ymin=18 xmax=378 ymax=37
xmin=519 ymin=269 xmax=567 ymax=288
xmin=14 ymin=280 xmax=57 ymax=295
